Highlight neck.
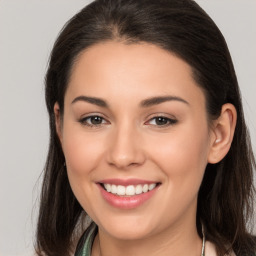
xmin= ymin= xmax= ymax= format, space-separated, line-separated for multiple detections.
xmin=92 ymin=220 xmax=202 ymax=256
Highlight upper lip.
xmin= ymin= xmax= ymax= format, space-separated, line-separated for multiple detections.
xmin=97 ymin=178 xmax=160 ymax=186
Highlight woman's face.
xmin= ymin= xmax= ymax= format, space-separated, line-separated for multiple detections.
xmin=57 ymin=41 xmax=216 ymax=240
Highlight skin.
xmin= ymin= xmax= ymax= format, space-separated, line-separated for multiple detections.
xmin=54 ymin=41 xmax=237 ymax=256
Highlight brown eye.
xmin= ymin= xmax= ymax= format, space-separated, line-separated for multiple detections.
xmin=147 ymin=116 xmax=177 ymax=127
xmin=90 ymin=116 xmax=103 ymax=125
xmin=155 ymin=117 xmax=169 ymax=125
xmin=80 ymin=115 xmax=107 ymax=126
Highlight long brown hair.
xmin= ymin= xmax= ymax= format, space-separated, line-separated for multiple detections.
xmin=36 ymin=0 xmax=256 ymax=255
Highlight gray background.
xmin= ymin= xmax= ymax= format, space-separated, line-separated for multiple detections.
xmin=0 ymin=1 xmax=255 ymax=255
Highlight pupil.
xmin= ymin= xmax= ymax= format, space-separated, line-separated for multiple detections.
xmin=91 ymin=116 xmax=102 ymax=124
xmin=156 ymin=117 xmax=167 ymax=125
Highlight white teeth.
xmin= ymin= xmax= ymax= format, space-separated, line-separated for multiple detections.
xmin=103 ymin=183 xmax=157 ymax=196
xmin=126 ymin=185 xmax=135 ymax=196
xmin=105 ymin=184 xmax=111 ymax=192
xmin=111 ymin=184 xmax=117 ymax=194
xmin=135 ymin=184 xmax=143 ymax=194
xmin=117 ymin=185 xmax=126 ymax=196
xmin=142 ymin=184 xmax=148 ymax=193
xmin=149 ymin=183 xmax=156 ymax=191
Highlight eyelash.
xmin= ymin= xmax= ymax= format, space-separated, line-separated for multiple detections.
xmin=79 ymin=115 xmax=108 ymax=127
xmin=79 ymin=115 xmax=177 ymax=128
xmin=146 ymin=116 xmax=178 ymax=127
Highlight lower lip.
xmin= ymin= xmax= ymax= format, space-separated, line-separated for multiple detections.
xmin=97 ymin=184 xmax=159 ymax=209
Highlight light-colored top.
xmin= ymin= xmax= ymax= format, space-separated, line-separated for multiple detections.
xmin=205 ymin=241 xmax=237 ymax=256
xmin=205 ymin=241 xmax=217 ymax=256
xmin=75 ymin=223 xmax=236 ymax=256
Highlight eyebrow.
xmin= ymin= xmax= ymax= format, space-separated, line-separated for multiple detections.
xmin=140 ymin=96 xmax=189 ymax=107
xmin=71 ymin=95 xmax=189 ymax=108
xmin=71 ymin=96 xmax=109 ymax=107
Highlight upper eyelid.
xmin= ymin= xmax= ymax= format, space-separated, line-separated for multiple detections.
xmin=144 ymin=113 xmax=178 ymax=127
xmin=79 ymin=115 xmax=109 ymax=128
xmin=146 ymin=116 xmax=177 ymax=124
xmin=78 ymin=113 xmax=178 ymax=123
xmin=80 ymin=112 xmax=109 ymax=120
xmin=84 ymin=116 xmax=107 ymax=121
xmin=148 ymin=116 xmax=176 ymax=121
xmin=145 ymin=112 xmax=177 ymax=120
xmin=81 ymin=115 xmax=108 ymax=122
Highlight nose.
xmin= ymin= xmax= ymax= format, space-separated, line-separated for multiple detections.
xmin=106 ymin=124 xmax=146 ymax=169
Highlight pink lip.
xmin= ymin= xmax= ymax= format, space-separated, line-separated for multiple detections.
xmin=97 ymin=181 xmax=160 ymax=210
xmin=97 ymin=178 xmax=157 ymax=186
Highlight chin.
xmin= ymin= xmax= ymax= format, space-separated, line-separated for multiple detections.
xmin=96 ymin=214 xmax=159 ymax=240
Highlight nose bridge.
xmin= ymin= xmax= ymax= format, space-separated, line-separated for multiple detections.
xmin=107 ymin=120 xmax=145 ymax=169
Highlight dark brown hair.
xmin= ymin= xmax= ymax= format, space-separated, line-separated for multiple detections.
xmin=36 ymin=0 xmax=256 ymax=255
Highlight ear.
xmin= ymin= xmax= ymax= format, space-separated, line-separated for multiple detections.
xmin=208 ymin=103 xmax=237 ymax=164
xmin=54 ymin=102 xmax=63 ymax=144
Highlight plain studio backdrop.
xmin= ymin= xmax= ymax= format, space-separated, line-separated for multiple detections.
xmin=0 ymin=1 xmax=255 ymax=255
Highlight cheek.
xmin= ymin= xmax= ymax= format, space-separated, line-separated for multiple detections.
xmin=61 ymin=123 xmax=106 ymax=178
xmin=149 ymin=123 xmax=210 ymax=188
xmin=61 ymin=124 xmax=107 ymax=213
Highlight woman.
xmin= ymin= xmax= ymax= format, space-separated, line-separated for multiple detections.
xmin=36 ymin=0 xmax=256 ymax=255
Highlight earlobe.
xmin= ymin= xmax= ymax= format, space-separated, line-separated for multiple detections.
xmin=208 ymin=103 xmax=237 ymax=164
xmin=54 ymin=102 xmax=63 ymax=144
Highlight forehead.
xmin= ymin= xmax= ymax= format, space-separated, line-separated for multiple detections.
xmin=66 ymin=41 xmax=206 ymax=108
xmin=70 ymin=41 xmax=194 ymax=84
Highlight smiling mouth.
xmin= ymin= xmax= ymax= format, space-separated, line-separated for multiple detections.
xmin=99 ymin=183 xmax=161 ymax=196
